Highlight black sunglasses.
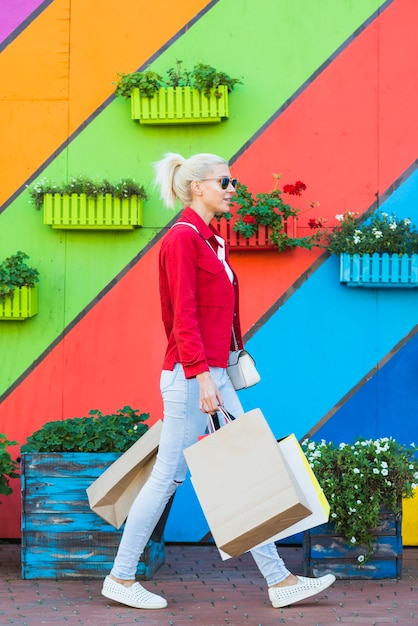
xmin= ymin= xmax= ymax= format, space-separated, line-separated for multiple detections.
xmin=200 ymin=177 xmax=238 ymax=190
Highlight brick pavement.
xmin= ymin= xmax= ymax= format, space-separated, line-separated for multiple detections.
xmin=0 ymin=542 xmax=417 ymax=625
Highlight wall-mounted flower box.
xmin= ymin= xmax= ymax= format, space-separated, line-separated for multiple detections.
xmin=214 ymin=217 xmax=299 ymax=251
xmin=340 ymin=253 xmax=418 ymax=287
xmin=21 ymin=452 xmax=165 ymax=580
xmin=214 ymin=219 xmax=276 ymax=250
xmin=131 ymin=85 xmax=229 ymax=125
xmin=43 ymin=193 xmax=144 ymax=230
xmin=115 ymin=62 xmax=241 ymax=126
xmin=0 ymin=286 xmax=38 ymax=321
xmin=303 ymin=506 xmax=402 ymax=579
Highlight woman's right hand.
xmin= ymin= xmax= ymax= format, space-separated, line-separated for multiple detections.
xmin=196 ymin=371 xmax=223 ymax=414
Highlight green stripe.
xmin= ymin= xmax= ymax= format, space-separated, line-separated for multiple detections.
xmin=0 ymin=0 xmax=387 ymax=396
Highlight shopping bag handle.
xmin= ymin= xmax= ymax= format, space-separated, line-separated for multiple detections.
xmin=209 ymin=407 xmax=236 ymax=432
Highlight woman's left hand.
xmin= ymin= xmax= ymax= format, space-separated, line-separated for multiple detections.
xmin=196 ymin=371 xmax=223 ymax=413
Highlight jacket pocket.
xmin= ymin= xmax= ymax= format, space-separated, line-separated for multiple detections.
xmin=196 ymin=253 xmax=230 ymax=306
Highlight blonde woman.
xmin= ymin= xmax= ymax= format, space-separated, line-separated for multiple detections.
xmin=102 ymin=153 xmax=335 ymax=610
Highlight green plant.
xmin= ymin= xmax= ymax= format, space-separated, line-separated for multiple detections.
xmin=302 ymin=436 xmax=418 ymax=562
xmin=21 ymin=406 xmax=150 ymax=453
xmin=0 ymin=251 xmax=40 ymax=302
xmin=326 ymin=210 xmax=418 ymax=255
xmin=0 ymin=434 xmax=19 ymax=500
xmin=28 ymin=175 xmax=148 ymax=210
xmin=229 ymin=176 xmax=326 ymax=251
xmin=115 ymin=60 xmax=242 ymax=99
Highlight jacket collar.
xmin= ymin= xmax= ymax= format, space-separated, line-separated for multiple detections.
xmin=179 ymin=207 xmax=220 ymax=242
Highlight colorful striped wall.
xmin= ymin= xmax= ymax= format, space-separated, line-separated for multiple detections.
xmin=1 ymin=0 xmax=417 ymax=544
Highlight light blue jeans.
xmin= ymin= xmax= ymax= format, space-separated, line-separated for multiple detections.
xmin=111 ymin=364 xmax=290 ymax=587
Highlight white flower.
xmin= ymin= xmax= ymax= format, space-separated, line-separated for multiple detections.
xmin=331 ymin=513 xmax=337 ymax=518
xmin=381 ymin=469 xmax=389 ymax=476
xmin=389 ymin=222 xmax=397 ymax=230
xmin=356 ymin=500 xmax=362 ymax=505
xmin=404 ymin=219 xmax=411 ymax=226
xmin=357 ymin=555 xmax=365 ymax=563
xmin=353 ymin=235 xmax=361 ymax=244
xmin=335 ymin=214 xmax=344 ymax=221
xmin=372 ymin=229 xmax=383 ymax=238
xmin=353 ymin=468 xmax=360 ymax=474
xmin=373 ymin=468 xmax=380 ymax=474
xmin=350 ymin=537 xmax=356 ymax=544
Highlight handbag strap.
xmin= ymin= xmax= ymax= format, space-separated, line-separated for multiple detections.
xmin=172 ymin=221 xmax=234 ymax=282
xmin=208 ymin=407 xmax=236 ymax=432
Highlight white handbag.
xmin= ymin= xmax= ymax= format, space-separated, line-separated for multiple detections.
xmin=227 ymin=349 xmax=261 ymax=390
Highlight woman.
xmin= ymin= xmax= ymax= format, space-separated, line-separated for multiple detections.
xmin=101 ymin=152 xmax=335 ymax=610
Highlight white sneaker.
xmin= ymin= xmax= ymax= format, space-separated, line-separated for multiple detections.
xmin=268 ymin=574 xmax=336 ymax=608
xmin=101 ymin=575 xmax=167 ymax=609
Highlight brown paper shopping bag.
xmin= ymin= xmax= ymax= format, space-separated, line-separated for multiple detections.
xmin=183 ymin=409 xmax=312 ymax=559
xmin=86 ymin=419 xmax=163 ymax=528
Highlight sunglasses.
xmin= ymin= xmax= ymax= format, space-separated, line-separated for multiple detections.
xmin=200 ymin=177 xmax=238 ymax=190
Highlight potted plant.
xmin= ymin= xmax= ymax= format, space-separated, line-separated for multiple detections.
xmin=20 ymin=406 xmax=166 ymax=580
xmin=215 ymin=175 xmax=326 ymax=251
xmin=29 ymin=175 xmax=148 ymax=230
xmin=326 ymin=210 xmax=418 ymax=287
xmin=0 ymin=251 xmax=39 ymax=320
xmin=0 ymin=434 xmax=19 ymax=501
xmin=302 ymin=436 xmax=418 ymax=579
xmin=115 ymin=60 xmax=242 ymax=125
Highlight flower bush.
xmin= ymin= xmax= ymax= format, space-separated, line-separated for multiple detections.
xmin=21 ymin=406 xmax=150 ymax=453
xmin=115 ymin=60 xmax=242 ymax=99
xmin=230 ymin=175 xmax=326 ymax=251
xmin=302 ymin=436 xmax=418 ymax=562
xmin=0 ymin=434 xmax=19 ymax=501
xmin=326 ymin=210 xmax=418 ymax=255
xmin=29 ymin=175 xmax=148 ymax=210
xmin=0 ymin=251 xmax=39 ymax=302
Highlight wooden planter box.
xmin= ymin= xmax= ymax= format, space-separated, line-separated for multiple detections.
xmin=214 ymin=218 xmax=298 ymax=250
xmin=43 ymin=193 xmax=144 ymax=230
xmin=303 ymin=507 xmax=402 ymax=579
xmin=131 ymin=85 xmax=229 ymax=125
xmin=0 ymin=286 xmax=37 ymax=320
xmin=21 ymin=452 xmax=165 ymax=580
xmin=340 ymin=252 xmax=418 ymax=287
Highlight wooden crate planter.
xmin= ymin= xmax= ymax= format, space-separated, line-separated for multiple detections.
xmin=131 ymin=85 xmax=229 ymax=125
xmin=214 ymin=218 xmax=298 ymax=250
xmin=340 ymin=252 xmax=418 ymax=287
xmin=21 ymin=452 xmax=165 ymax=580
xmin=43 ymin=193 xmax=144 ymax=230
xmin=303 ymin=507 xmax=402 ymax=579
xmin=0 ymin=286 xmax=37 ymax=320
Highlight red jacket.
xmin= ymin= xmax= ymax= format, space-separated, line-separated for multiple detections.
xmin=159 ymin=207 xmax=244 ymax=378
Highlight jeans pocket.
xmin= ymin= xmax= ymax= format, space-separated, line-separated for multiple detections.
xmin=160 ymin=363 xmax=183 ymax=394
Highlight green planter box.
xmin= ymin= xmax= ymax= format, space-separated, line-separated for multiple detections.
xmin=21 ymin=452 xmax=165 ymax=580
xmin=303 ymin=507 xmax=402 ymax=579
xmin=43 ymin=193 xmax=144 ymax=230
xmin=131 ymin=85 xmax=229 ymax=125
xmin=0 ymin=286 xmax=37 ymax=320
xmin=340 ymin=252 xmax=418 ymax=287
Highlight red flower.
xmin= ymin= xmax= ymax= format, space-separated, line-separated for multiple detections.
xmin=283 ymin=183 xmax=295 ymax=195
xmin=243 ymin=215 xmax=257 ymax=225
xmin=283 ymin=181 xmax=307 ymax=196
xmin=308 ymin=218 xmax=324 ymax=229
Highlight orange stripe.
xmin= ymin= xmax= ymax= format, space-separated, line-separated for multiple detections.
xmin=0 ymin=0 xmax=211 ymax=206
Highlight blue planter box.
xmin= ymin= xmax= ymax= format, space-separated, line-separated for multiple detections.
xmin=21 ymin=452 xmax=165 ymax=580
xmin=340 ymin=253 xmax=418 ymax=287
xmin=303 ymin=507 xmax=402 ymax=579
